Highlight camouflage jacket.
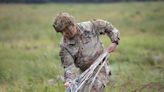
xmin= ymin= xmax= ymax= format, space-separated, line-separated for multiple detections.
xmin=59 ymin=19 xmax=120 ymax=82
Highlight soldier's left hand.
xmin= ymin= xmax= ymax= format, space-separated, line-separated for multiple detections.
xmin=107 ymin=43 xmax=117 ymax=53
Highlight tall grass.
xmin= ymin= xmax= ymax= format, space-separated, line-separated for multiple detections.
xmin=0 ymin=2 xmax=164 ymax=92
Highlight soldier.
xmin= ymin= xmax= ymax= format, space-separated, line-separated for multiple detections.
xmin=53 ymin=12 xmax=120 ymax=92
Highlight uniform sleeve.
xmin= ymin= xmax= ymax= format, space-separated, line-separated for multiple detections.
xmin=91 ymin=19 xmax=120 ymax=45
xmin=59 ymin=46 xmax=78 ymax=82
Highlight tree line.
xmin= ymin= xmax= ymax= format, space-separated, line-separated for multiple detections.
xmin=0 ymin=0 xmax=162 ymax=3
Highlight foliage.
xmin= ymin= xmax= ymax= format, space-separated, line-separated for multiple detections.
xmin=0 ymin=2 xmax=164 ymax=92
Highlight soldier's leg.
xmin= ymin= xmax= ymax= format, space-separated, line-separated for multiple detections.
xmin=91 ymin=78 xmax=105 ymax=92
xmin=77 ymin=70 xmax=92 ymax=92
xmin=91 ymin=62 xmax=111 ymax=92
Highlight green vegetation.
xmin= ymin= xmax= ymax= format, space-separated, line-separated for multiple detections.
xmin=0 ymin=2 xmax=164 ymax=92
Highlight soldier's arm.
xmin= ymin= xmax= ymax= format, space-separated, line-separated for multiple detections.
xmin=59 ymin=46 xmax=77 ymax=83
xmin=91 ymin=19 xmax=120 ymax=45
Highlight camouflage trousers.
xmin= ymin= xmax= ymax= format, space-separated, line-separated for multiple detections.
xmin=78 ymin=62 xmax=111 ymax=92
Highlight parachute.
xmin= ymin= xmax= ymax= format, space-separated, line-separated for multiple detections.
xmin=65 ymin=51 xmax=109 ymax=92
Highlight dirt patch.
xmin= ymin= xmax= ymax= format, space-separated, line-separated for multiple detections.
xmin=133 ymin=82 xmax=164 ymax=92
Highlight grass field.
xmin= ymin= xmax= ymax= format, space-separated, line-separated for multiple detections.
xmin=0 ymin=2 xmax=164 ymax=92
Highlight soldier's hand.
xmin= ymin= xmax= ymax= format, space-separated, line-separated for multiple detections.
xmin=107 ymin=43 xmax=117 ymax=53
xmin=64 ymin=82 xmax=71 ymax=88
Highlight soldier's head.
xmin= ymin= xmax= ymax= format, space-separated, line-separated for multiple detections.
xmin=53 ymin=12 xmax=77 ymax=38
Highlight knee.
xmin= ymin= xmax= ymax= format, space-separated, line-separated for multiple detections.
xmin=91 ymin=79 xmax=105 ymax=92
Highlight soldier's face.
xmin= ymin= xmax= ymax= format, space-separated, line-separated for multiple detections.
xmin=62 ymin=25 xmax=77 ymax=38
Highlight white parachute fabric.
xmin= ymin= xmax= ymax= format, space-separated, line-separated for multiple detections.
xmin=65 ymin=51 xmax=109 ymax=92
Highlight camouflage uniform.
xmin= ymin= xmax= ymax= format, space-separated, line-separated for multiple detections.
xmin=53 ymin=13 xmax=120 ymax=92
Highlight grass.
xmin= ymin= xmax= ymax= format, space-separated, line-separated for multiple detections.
xmin=0 ymin=2 xmax=164 ymax=92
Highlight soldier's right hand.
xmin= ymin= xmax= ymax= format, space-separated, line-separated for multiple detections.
xmin=64 ymin=82 xmax=71 ymax=88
